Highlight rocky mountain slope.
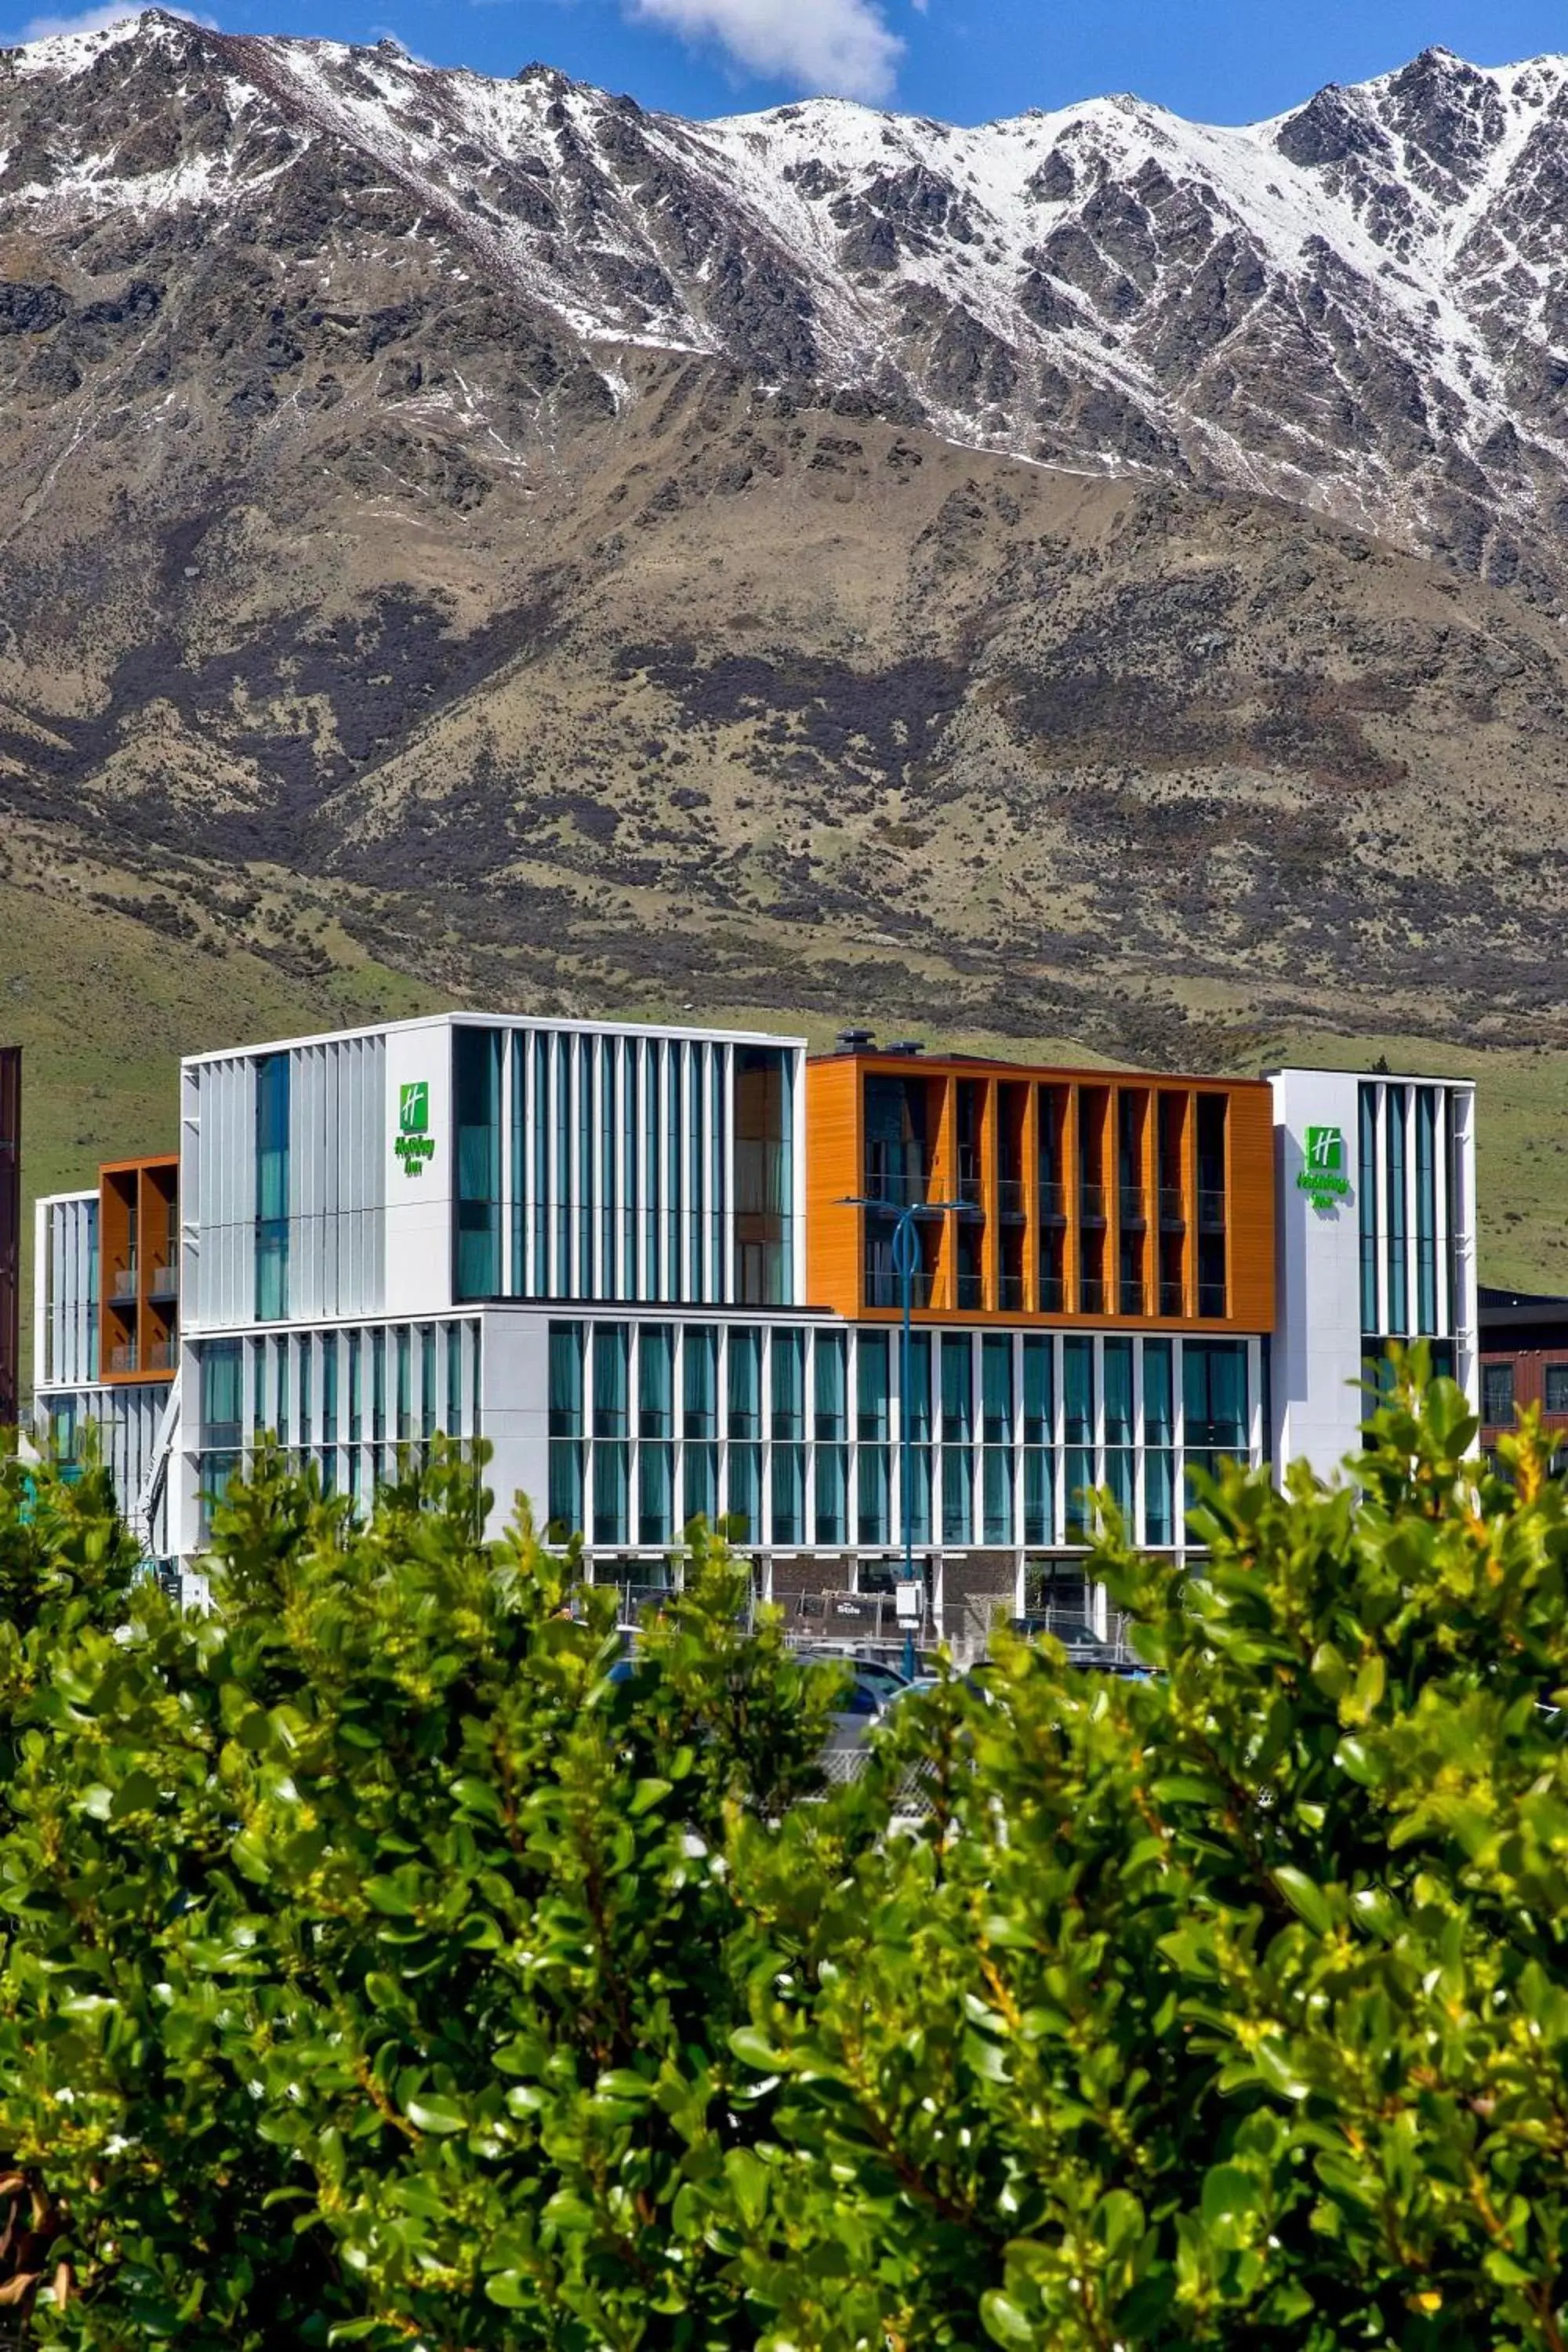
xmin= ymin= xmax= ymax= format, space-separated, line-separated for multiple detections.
xmin=0 ymin=13 xmax=1566 ymax=1150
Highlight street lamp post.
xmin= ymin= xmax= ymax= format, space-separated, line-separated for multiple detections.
xmin=843 ymin=1190 xmax=966 ymax=1678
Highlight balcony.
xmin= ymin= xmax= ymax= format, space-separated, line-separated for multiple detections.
xmin=1039 ymin=1273 xmax=1065 ymax=1312
xmin=148 ymin=1338 xmax=177 ymax=1372
xmin=997 ymin=1178 xmax=1026 ymax=1218
xmin=111 ymin=1263 xmax=139 ymax=1302
xmin=998 ymin=1274 xmax=1025 ymax=1311
xmin=148 ymin=1261 xmax=179 ymax=1301
xmin=863 ymin=1161 xmax=928 ymax=1207
xmin=1119 ymin=1279 xmax=1147 ymax=1315
xmin=1118 ymin=1186 xmax=1147 ymax=1230
xmin=956 ymin=1169 xmax=984 ymax=1207
xmin=1158 ymin=1187 xmax=1185 ymax=1229
xmin=1197 ymin=1283 xmax=1228 ymax=1319
xmin=1038 ymin=1180 xmax=1067 ymax=1225
xmin=1079 ymin=1277 xmax=1107 ymax=1314
xmin=1080 ymin=1184 xmax=1108 ymax=1227
xmin=956 ymin=1273 xmax=984 ymax=1309
xmin=1198 ymin=1188 xmax=1226 ymax=1232
xmin=1160 ymin=1279 xmax=1186 ymax=1317
xmin=109 ymin=1341 xmax=139 ymax=1374
xmin=865 ymin=1269 xmax=936 ymax=1309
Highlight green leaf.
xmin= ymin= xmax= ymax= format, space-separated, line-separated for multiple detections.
xmin=405 ymin=2095 xmax=467 ymax=2135
xmin=981 ymin=2291 xmax=1038 ymax=2347
xmin=1272 ymin=1867 xmax=1334 ymax=1936
xmin=110 ymin=1766 xmax=160 ymax=1818
xmin=1201 ymin=2164 xmax=1261 ymax=2232
xmin=630 ymin=1777 xmax=673 ymax=1816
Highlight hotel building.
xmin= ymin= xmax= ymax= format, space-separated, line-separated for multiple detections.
xmin=31 ymin=1014 xmax=1479 ymax=1644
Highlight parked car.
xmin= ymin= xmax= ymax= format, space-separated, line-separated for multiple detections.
xmin=801 ymin=1648 xmax=910 ymax=1703
xmin=822 ymin=1669 xmax=891 ymax=1752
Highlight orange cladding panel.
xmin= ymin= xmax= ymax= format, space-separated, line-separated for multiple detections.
xmin=1226 ymin=1083 xmax=1276 ymax=1332
xmin=804 ymin=1058 xmax=863 ymax=1315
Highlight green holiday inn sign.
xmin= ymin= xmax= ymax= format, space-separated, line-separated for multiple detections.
xmin=1298 ymin=1124 xmax=1351 ymax=1202
xmin=395 ymin=1080 xmax=436 ymax=1178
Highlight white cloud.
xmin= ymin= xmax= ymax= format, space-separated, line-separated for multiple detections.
xmin=6 ymin=1 xmax=213 ymax=37
xmin=10 ymin=2 xmax=136 ymax=35
xmin=629 ymin=0 xmax=903 ymax=101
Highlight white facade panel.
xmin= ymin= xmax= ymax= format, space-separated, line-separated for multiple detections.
xmin=183 ymin=1055 xmax=256 ymax=1330
xmin=383 ymin=1018 xmax=454 ymax=1317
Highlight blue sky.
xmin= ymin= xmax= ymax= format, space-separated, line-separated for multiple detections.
xmin=12 ymin=0 xmax=1568 ymax=122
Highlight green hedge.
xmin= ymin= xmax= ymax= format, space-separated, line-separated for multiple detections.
xmin=1 ymin=1362 xmax=1566 ymax=2349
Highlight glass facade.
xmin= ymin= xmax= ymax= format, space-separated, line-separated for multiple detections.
xmin=194 ymin=1319 xmax=482 ymax=1531
xmin=449 ymin=1025 xmax=800 ymax=1308
xmin=537 ymin=1320 xmax=1258 ymax=1558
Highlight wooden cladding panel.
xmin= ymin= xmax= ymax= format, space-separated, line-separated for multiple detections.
xmin=804 ymin=1056 xmax=1277 ymax=1333
xmin=803 ymin=1058 xmax=864 ymax=1316
xmin=97 ymin=1153 xmax=180 ymax=1385
xmin=1225 ymin=1082 xmax=1276 ymax=1334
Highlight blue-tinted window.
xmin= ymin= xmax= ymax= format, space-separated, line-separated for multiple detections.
xmin=548 ymin=1323 xmax=583 ymax=1436
xmin=454 ymin=1027 xmax=502 ymax=1301
xmin=1183 ymin=1340 xmax=1247 ymax=1453
xmin=773 ymin=1328 xmax=805 ymax=1439
xmin=1359 ymin=1085 xmax=1378 ymax=1334
xmin=815 ymin=1332 xmax=847 ymax=1439
xmin=1064 ymin=1337 xmax=1094 ymax=1446
xmin=255 ymin=1052 xmax=289 ymax=1321
xmin=1386 ymin=1087 xmax=1408 ymax=1338
xmin=858 ymin=1333 xmax=890 ymax=1441
xmin=1022 ymin=1337 xmax=1052 ymax=1444
xmin=1415 ymin=1087 xmax=1438 ymax=1337
xmin=1144 ymin=1338 xmax=1173 ymax=1445
xmin=1104 ymin=1338 xmax=1133 ymax=1446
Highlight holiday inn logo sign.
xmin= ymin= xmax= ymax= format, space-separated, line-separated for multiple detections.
xmin=395 ymin=1080 xmax=436 ymax=1178
xmin=1298 ymin=1123 xmax=1351 ymax=1204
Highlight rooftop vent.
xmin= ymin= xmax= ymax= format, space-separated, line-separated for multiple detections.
xmin=884 ymin=1040 xmax=924 ymax=1057
xmin=835 ymin=1027 xmax=877 ymax=1053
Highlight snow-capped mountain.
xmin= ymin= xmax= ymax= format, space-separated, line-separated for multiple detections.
xmin=3 ymin=13 xmax=1566 ymax=593
xmin=2 ymin=13 xmax=1568 ymax=1098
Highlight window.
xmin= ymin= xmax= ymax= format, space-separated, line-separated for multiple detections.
xmin=814 ymin=1332 xmax=847 ymax=1439
xmin=735 ymin=1047 xmax=793 ymax=1305
xmin=639 ymin=1441 xmax=673 ymax=1545
xmin=201 ymin=1340 xmax=242 ymax=1445
xmin=1415 ymin=1087 xmax=1438 ymax=1338
xmin=684 ymin=1328 xmax=717 ymax=1437
xmin=322 ymin=1338 xmax=339 ymax=1445
xmin=858 ymin=1333 xmax=891 ymax=1442
xmin=639 ymin=1325 xmax=673 ymax=1438
xmin=815 ymin=1443 xmax=848 ymax=1544
xmin=1358 ymin=1085 xmax=1379 ymax=1332
xmin=1546 ymin=1365 xmax=1568 ymax=1416
xmin=420 ymin=1326 xmax=437 ymax=1442
xmin=728 ymin=1441 xmax=761 ymax=1542
xmin=773 ymin=1443 xmax=806 ymax=1544
xmin=857 ymin=1443 xmax=890 ymax=1545
xmin=728 ymin=1329 xmax=761 ymax=1439
xmin=454 ymin=1027 xmax=502 ymax=1301
xmin=773 ymin=1328 xmax=805 ymax=1439
xmin=593 ymin=1326 xmax=629 ymax=1437
xmin=1386 ymin=1087 xmax=1408 ymax=1338
xmin=1483 ymin=1362 xmax=1515 ymax=1426
xmin=255 ymin=1052 xmax=289 ymax=1321
xmin=396 ymin=1327 xmax=413 ymax=1443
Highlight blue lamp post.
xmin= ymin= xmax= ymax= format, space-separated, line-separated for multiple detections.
xmin=843 ymin=1190 xmax=966 ymax=1678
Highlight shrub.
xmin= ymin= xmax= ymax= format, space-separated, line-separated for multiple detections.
xmin=1 ymin=1363 xmax=1567 ymax=2349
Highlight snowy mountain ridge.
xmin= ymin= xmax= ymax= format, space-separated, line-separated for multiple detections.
xmin=2 ymin=14 xmax=1567 ymax=593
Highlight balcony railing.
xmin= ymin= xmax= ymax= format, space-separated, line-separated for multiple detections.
xmin=997 ymin=1178 xmax=1025 ymax=1218
xmin=148 ymin=1261 xmax=179 ymax=1300
xmin=1118 ymin=1187 xmax=1147 ymax=1230
xmin=1080 ymin=1185 xmax=1108 ymax=1227
xmin=111 ymin=1264 xmax=139 ymax=1301
xmin=1079 ymin=1277 xmax=1107 ymax=1314
xmin=957 ymin=1167 xmax=983 ymax=1206
xmin=998 ymin=1274 xmax=1025 ymax=1310
xmin=1038 ymin=1180 xmax=1067 ymax=1224
xmin=1039 ymin=1273 xmax=1065 ymax=1312
xmin=148 ymin=1338 xmax=177 ymax=1372
xmin=110 ymin=1341 xmax=139 ymax=1374
xmin=1198 ymin=1188 xmax=1226 ymax=1232
xmin=1160 ymin=1279 xmax=1186 ymax=1316
xmin=1197 ymin=1283 xmax=1228 ymax=1319
xmin=1158 ymin=1187 xmax=1185 ymax=1229
xmin=956 ymin=1273 xmax=984 ymax=1309
xmin=863 ymin=1163 xmax=928 ymax=1207
xmin=1119 ymin=1279 xmax=1147 ymax=1315
xmin=865 ymin=1269 xmax=936 ymax=1309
